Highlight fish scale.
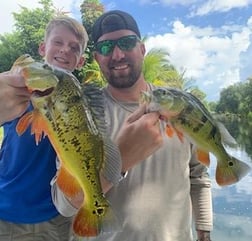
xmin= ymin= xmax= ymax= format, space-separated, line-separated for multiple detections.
xmin=13 ymin=54 xmax=121 ymax=237
xmin=141 ymin=87 xmax=251 ymax=186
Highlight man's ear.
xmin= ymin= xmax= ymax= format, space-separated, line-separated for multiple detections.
xmin=38 ymin=42 xmax=46 ymax=57
xmin=76 ymin=56 xmax=85 ymax=69
xmin=140 ymin=43 xmax=146 ymax=56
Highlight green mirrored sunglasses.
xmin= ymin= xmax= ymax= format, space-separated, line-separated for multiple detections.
xmin=94 ymin=35 xmax=140 ymax=56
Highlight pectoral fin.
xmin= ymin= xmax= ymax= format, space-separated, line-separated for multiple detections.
xmin=196 ymin=149 xmax=210 ymax=167
xmin=16 ymin=110 xmax=48 ymax=145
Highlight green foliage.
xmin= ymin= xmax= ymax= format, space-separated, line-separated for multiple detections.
xmin=81 ymin=60 xmax=106 ymax=87
xmin=0 ymin=127 xmax=3 ymax=146
xmin=0 ymin=0 xmax=55 ymax=72
xmin=143 ymin=48 xmax=206 ymax=101
xmin=214 ymin=78 xmax=252 ymax=159
xmin=80 ymin=0 xmax=104 ymax=64
xmin=215 ymin=78 xmax=252 ymax=118
xmin=0 ymin=33 xmax=24 ymax=71
xmin=13 ymin=0 xmax=55 ymax=59
xmin=143 ymin=48 xmax=178 ymax=84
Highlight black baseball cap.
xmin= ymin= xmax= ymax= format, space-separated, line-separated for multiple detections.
xmin=92 ymin=10 xmax=141 ymax=43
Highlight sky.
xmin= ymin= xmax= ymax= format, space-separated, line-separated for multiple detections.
xmin=1 ymin=0 xmax=252 ymax=101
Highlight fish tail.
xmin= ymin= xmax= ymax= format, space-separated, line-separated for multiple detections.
xmin=73 ymin=201 xmax=120 ymax=237
xmin=216 ymin=155 xmax=251 ymax=186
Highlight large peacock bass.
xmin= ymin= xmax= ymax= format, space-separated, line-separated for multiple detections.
xmin=140 ymin=87 xmax=251 ymax=186
xmin=13 ymin=54 xmax=121 ymax=237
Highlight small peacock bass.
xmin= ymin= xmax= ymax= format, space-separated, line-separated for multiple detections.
xmin=13 ymin=54 xmax=121 ymax=237
xmin=140 ymin=87 xmax=251 ymax=186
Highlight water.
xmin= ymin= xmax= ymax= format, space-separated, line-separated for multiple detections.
xmin=208 ymin=148 xmax=252 ymax=241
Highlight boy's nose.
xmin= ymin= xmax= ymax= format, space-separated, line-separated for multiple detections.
xmin=59 ymin=45 xmax=70 ymax=53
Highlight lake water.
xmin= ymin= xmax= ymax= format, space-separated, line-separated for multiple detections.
xmin=203 ymin=148 xmax=252 ymax=241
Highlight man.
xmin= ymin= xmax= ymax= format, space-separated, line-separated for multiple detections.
xmin=52 ymin=10 xmax=213 ymax=241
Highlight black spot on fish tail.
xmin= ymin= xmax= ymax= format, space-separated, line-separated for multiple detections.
xmin=93 ymin=201 xmax=108 ymax=216
xmin=228 ymin=161 xmax=234 ymax=167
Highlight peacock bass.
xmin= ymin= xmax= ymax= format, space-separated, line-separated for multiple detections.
xmin=13 ymin=54 xmax=121 ymax=237
xmin=140 ymin=87 xmax=251 ymax=186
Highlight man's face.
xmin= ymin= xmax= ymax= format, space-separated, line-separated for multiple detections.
xmin=94 ymin=29 xmax=145 ymax=89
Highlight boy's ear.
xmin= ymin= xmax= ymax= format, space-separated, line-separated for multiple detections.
xmin=76 ymin=56 xmax=85 ymax=69
xmin=38 ymin=42 xmax=46 ymax=57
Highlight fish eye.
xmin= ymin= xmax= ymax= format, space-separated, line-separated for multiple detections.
xmin=228 ymin=161 xmax=234 ymax=167
xmin=43 ymin=64 xmax=49 ymax=69
xmin=160 ymin=88 xmax=167 ymax=96
xmin=43 ymin=64 xmax=52 ymax=71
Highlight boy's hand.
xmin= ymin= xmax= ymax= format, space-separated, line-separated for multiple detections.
xmin=0 ymin=72 xmax=30 ymax=125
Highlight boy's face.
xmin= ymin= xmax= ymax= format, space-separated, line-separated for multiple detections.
xmin=39 ymin=25 xmax=84 ymax=72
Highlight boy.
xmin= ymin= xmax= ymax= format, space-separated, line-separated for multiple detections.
xmin=0 ymin=16 xmax=88 ymax=241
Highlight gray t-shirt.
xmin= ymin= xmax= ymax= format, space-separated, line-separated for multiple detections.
xmin=51 ymin=85 xmax=213 ymax=241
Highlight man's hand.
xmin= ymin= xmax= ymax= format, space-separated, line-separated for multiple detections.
xmin=196 ymin=230 xmax=212 ymax=241
xmin=116 ymin=105 xmax=163 ymax=172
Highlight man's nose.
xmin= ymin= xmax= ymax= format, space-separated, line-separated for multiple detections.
xmin=111 ymin=45 xmax=126 ymax=60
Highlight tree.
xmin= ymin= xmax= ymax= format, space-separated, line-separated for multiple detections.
xmin=13 ymin=0 xmax=55 ymax=58
xmin=0 ymin=33 xmax=24 ymax=71
xmin=143 ymin=48 xmax=206 ymax=101
xmin=80 ymin=0 xmax=104 ymax=63
xmin=216 ymin=84 xmax=241 ymax=114
xmin=0 ymin=0 xmax=55 ymax=72
xmin=143 ymin=48 xmax=180 ymax=85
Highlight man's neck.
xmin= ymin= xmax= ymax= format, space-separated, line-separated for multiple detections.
xmin=106 ymin=79 xmax=149 ymax=102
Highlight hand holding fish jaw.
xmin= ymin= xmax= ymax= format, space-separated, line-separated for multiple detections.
xmin=116 ymin=105 xmax=163 ymax=172
xmin=0 ymin=71 xmax=31 ymax=125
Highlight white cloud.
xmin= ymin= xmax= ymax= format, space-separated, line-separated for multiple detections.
xmin=240 ymin=17 xmax=252 ymax=81
xmin=136 ymin=0 xmax=252 ymax=14
xmin=140 ymin=0 xmax=197 ymax=5
xmin=145 ymin=19 xmax=252 ymax=100
xmin=191 ymin=0 xmax=252 ymax=16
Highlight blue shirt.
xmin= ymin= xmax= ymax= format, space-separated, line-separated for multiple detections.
xmin=0 ymin=105 xmax=59 ymax=223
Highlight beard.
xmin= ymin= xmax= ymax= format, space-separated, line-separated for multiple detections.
xmin=105 ymin=62 xmax=142 ymax=89
xmin=108 ymin=71 xmax=140 ymax=88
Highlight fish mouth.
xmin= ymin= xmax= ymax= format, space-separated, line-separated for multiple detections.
xmin=31 ymin=87 xmax=54 ymax=97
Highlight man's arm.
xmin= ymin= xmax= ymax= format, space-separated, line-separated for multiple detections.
xmin=190 ymin=147 xmax=213 ymax=241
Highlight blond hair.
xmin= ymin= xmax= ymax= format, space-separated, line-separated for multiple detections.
xmin=44 ymin=16 xmax=89 ymax=53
